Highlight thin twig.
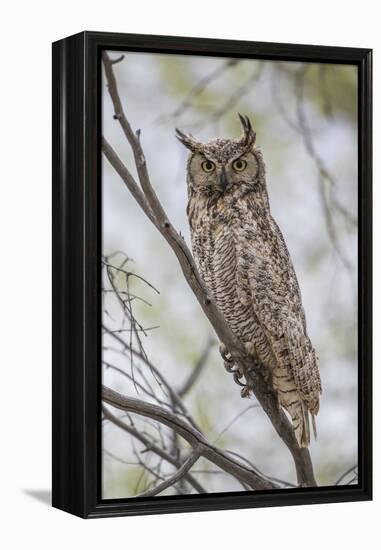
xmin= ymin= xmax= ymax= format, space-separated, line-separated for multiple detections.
xmin=178 ymin=337 xmax=215 ymax=397
xmin=110 ymin=54 xmax=125 ymax=65
xmin=102 ymin=404 xmax=206 ymax=493
xmin=137 ymin=451 xmax=200 ymax=497
xmin=159 ymin=59 xmax=240 ymax=122
xmin=213 ymin=404 xmax=259 ymax=445
xmin=335 ymin=464 xmax=358 ymax=485
xmin=294 ymin=66 xmax=356 ymax=272
xmin=189 ymin=64 xmax=264 ymax=131
xmin=103 ymin=324 xmax=200 ymax=430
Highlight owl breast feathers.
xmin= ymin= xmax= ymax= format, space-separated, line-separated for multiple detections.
xmin=176 ymin=115 xmax=322 ymax=448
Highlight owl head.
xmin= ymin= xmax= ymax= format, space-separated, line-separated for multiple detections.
xmin=176 ymin=114 xmax=266 ymax=199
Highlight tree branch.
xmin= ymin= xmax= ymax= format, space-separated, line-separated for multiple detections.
xmin=103 ymin=385 xmax=278 ymax=491
xmin=103 ymin=324 xmax=201 ymax=430
xmin=157 ymin=59 xmax=240 ymax=122
xmin=207 ymin=64 xmax=264 ymax=126
xmin=102 ymin=138 xmax=157 ymax=227
xmin=293 ymin=66 xmax=355 ymax=273
xmin=178 ymin=337 xmax=215 ymax=397
xmin=335 ymin=464 xmax=358 ymax=485
xmin=137 ymin=451 xmax=200 ymax=497
xmin=102 ymin=404 xmax=206 ymax=493
xmin=102 ymin=52 xmax=317 ymax=487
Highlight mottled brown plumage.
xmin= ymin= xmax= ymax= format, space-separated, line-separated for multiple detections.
xmin=176 ymin=115 xmax=322 ymax=447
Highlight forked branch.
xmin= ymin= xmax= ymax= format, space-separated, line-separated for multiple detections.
xmin=102 ymin=404 xmax=206 ymax=493
xmin=103 ymin=385 xmax=278 ymax=491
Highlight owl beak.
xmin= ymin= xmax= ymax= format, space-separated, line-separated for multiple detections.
xmin=218 ymin=167 xmax=229 ymax=192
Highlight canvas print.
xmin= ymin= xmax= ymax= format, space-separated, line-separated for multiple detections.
xmin=101 ymin=50 xmax=358 ymax=499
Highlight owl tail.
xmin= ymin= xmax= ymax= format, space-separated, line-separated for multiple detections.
xmin=273 ymin=369 xmax=313 ymax=447
xmin=291 ymin=401 xmax=319 ymax=448
xmin=296 ymin=401 xmax=310 ymax=448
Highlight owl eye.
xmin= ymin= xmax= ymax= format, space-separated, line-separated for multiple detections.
xmin=232 ymin=159 xmax=247 ymax=172
xmin=201 ymin=160 xmax=216 ymax=173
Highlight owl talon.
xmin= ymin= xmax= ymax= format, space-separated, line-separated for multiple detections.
xmin=240 ymin=385 xmax=252 ymax=398
xmin=233 ymin=372 xmax=246 ymax=386
xmin=219 ymin=343 xmax=234 ymax=364
xmin=224 ymin=361 xmax=239 ymax=373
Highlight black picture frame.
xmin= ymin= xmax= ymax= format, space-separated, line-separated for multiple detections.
xmin=52 ymin=31 xmax=372 ymax=519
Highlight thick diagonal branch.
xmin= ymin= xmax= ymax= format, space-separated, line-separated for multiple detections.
xmin=103 ymin=385 xmax=278 ymax=491
xmin=102 ymin=52 xmax=317 ymax=487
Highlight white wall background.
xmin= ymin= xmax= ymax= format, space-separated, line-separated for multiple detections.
xmin=0 ymin=0 xmax=378 ymax=548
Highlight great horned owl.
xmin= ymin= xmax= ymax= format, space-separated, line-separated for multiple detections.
xmin=176 ymin=115 xmax=322 ymax=448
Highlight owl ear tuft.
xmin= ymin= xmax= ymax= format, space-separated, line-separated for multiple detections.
xmin=175 ymin=128 xmax=202 ymax=152
xmin=238 ymin=114 xmax=256 ymax=148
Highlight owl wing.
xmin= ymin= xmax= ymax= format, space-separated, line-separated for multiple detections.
xmin=236 ymin=216 xmax=322 ymax=413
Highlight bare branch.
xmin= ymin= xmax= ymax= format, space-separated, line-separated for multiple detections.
xmin=102 ymin=137 xmax=157 ymax=227
xmin=210 ymin=64 xmax=264 ymax=122
xmin=294 ymin=66 xmax=356 ymax=272
xmin=184 ymin=64 xmax=264 ymax=132
xmin=225 ymin=449 xmax=297 ymax=489
xmin=110 ymin=54 xmax=125 ymax=65
xmin=103 ymin=257 xmax=152 ymax=385
xmin=102 ymin=258 xmax=160 ymax=294
xmin=271 ymin=62 xmax=356 ymax=276
xmin=102 ymin=405 xmax=206 ymax=493
xmin=160 ymin=59 xmax=240 ymax=121
xmin=103 ymin=385 xmax=278 ymax=491
xmin=104 ymin=360 xmax=173 ymax=408
xmin=137 ymin=451 xmax=200 ymax=497
xmin=318 ymin=65 xmax=334 ymax=119
xmin=213 ymin=404 xmax=259 ymax=445
xmin=335 ymin=464 xmax=358 ymax=485
xmin=178 ymin=336 xmax=215 ymax=397
xmin=103 ymin=448 xmax=139 ymax=466
xmin=103 ymin=324 xmax=201 ymax=430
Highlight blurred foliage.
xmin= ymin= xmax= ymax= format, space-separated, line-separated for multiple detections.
xmin=306 ymin=64 xmax=358 ymax=121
